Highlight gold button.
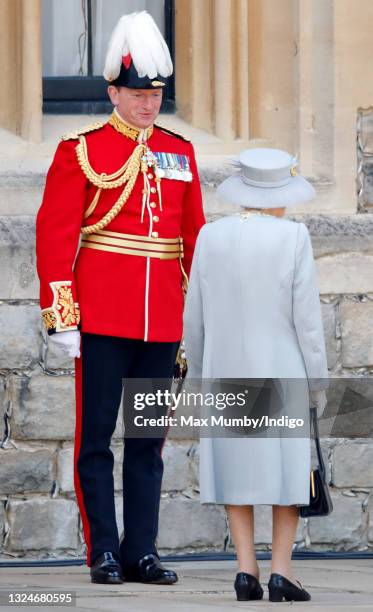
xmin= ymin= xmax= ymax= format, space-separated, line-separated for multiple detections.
xmin=148 ymin=173 xmax=153 ymax=179
xmin=151 ymin=231 xmax=159 ymax=238
xmin=153 ymin=216 xmax=159 ymax=222
xmin=150 ymin=187 xmax=157 ymax=193
xmin=150 ymin=202 xmax=156 ymax=208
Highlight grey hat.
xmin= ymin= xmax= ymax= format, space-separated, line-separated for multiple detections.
xmin=217 ymin=148 xmax=316 ymax=209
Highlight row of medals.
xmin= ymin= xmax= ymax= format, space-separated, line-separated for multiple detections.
xmin=142 ymin=148 xmax=193 ymax=182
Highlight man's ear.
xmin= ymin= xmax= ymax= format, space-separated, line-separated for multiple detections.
xmin=107 ymin=85 xmax=120 ymax=105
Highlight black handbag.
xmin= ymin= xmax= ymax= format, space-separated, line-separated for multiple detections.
xmin=299 ymin=406 xmax=333 ymax=518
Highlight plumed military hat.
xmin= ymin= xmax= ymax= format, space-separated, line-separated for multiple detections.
xmin=103 ymin=11 xmax=173 ymax=90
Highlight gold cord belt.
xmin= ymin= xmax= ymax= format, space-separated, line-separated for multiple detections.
xmin=81 ymin=229 xmax=184 ymax=260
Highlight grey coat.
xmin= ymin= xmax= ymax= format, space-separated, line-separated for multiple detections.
xmin=183 ymin=214 xmax=329 ymax=505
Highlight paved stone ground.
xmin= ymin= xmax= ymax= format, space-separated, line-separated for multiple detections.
xmin=0 ymin=558 xmax=373 ymax=611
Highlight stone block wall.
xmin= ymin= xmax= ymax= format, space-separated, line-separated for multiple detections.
xmin=357 ymin=106 xmax=373 ymax=212
xmin=1 ymin=192 xmax=373 ymax=559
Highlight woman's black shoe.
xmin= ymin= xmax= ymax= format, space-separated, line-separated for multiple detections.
xmin=268 ymin=573 xmax=311 ymax=602
xmin=234 ymin=572 xmax=264 ymax=601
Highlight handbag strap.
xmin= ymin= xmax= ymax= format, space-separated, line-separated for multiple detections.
xmin=310 ymin=406 xmax=326 ymax=477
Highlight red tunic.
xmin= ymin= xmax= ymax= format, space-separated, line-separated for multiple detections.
xmin=36 ymin=119 xmax=206 ymax=342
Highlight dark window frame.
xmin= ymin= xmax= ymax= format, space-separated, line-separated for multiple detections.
xmin=43 ymin=0 xmax=175 ymax=114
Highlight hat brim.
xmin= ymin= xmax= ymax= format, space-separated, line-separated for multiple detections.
xmin=217 ymin=173 xmax=316 ymax=208
xmin=110 ymin=62 xmax=168 ymax=89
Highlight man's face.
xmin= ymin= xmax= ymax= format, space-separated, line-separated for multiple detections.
xmin=108 ymin=86 xmax=163 ymax=128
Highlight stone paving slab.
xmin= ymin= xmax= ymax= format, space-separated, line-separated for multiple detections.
xmin=0 ymin=559 xmax=373 ymax=611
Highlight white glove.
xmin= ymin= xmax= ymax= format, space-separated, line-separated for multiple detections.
xmin=49 ymin=330 xmax=81 ymax=358
xmin=309 ymin=389 xmax=327 ymax=419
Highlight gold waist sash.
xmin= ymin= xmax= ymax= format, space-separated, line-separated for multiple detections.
xmin=80 ymin=229 xmax=184 ymax=260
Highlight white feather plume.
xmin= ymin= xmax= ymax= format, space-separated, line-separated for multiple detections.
xmin=103 ymin=11 xmax=173 ymax=82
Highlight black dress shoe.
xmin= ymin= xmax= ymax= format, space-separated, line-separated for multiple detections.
xmin=268 ymin=572 xmax=311 ymax=602
xmin=234 ymin=572 xmax=263 ymax=601
xmin=123 ymin=553 xmax=178 ymax=584
xmin=90 ymin=552 xmax=124 ymax=584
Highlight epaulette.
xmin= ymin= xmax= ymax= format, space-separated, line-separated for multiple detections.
xmin=154 ymin=123 xmax=191 ymax=142
xmin=61 ymin=121 xmax=106 ymax=141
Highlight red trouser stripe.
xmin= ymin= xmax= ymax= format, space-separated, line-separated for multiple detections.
xmin=74 ymin=353 xmax=93 ymax=566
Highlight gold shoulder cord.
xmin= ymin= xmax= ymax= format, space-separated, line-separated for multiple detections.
xmin=76 ymin=135 xmax=135 ymax=189
xmin=76 ymin=135 xmax=148 ymax=235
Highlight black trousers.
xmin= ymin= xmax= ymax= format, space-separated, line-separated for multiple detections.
xmin=74 ymin=333 xmax=179 ymax=568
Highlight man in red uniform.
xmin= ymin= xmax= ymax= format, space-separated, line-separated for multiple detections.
xmin=36 ymin=11 xmax=205 ymax=585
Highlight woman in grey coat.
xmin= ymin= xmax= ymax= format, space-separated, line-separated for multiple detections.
xmin=183 ymin=148 xmax=329 ymax=603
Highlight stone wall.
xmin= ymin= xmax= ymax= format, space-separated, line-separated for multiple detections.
xmin=1 ymin=187 xmax=373 ymax=560
xmin=357 ymin=107 xmax=373 ymax=212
